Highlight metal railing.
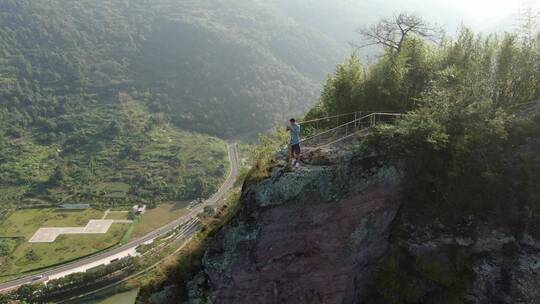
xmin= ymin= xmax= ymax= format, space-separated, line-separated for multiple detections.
xmin=299 ymin=112 xmax=402 ymax=149
xmin=299 ymin=110 xmax=401 ymax=129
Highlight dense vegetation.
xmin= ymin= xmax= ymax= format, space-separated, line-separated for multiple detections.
xmin=307 ymin=29 xmax=539 ymax=119
xmin=0 ymin=0 xmax=345 ymax=137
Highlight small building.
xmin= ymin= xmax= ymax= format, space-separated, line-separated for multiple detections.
xmin=59 ymin=204 xmax=91 ymax=210
xmin=132 ymin=204 xmax=147 ymax=214
xmin=138 ymin=205 xmax=146 ymax=214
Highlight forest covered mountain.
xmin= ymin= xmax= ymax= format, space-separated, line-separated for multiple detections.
xmin=0 ymin=0 xmax=347 ymax=137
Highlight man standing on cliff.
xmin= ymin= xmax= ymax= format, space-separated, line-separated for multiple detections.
xmin=287 ymin=118 xmax=301 ymax=168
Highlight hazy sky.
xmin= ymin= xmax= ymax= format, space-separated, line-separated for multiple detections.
xmin=424 ymin=0 xmax=523 ymax=30
xmin=366 ymin=0 xmax=528 ymax=32
xmin=276 ymin=0 xmax=535 ymax=58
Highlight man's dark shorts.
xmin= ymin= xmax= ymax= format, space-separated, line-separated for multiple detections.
xmin=291 ymin=143 xmax=301 ymax=155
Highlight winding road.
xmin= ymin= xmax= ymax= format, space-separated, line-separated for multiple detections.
xmin=0 ymin=143 xmax=239 ymax=292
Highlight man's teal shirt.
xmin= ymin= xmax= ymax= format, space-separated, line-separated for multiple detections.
xmin=290 ymin=123 xmax=301 ymax=145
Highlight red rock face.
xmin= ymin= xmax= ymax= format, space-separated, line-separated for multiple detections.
xmin=206 ymin=185 xmax=400 ymax=304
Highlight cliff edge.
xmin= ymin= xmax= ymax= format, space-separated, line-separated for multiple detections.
xmin=183 ymin=129 xmax=540 ymax=304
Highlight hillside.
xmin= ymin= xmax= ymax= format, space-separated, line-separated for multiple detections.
xmin=0 ymin=0 xmax=349 ymax=209
xmin=0 ymin=0 xmax=347 ymax=137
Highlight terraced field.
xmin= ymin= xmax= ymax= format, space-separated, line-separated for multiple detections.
xmin=0 ymin=102 xmax=229 ymax=211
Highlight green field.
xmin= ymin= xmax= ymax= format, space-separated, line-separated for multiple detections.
xmin=0 ymin=201 xmax=194 ymax=277
xmin=131 ymin=202 xmax=190 ymax=239
xmin=0 ymin=208 xmax=129 ymax=277
xmin=3 ymin=224 xmax=128 ymax=275
xmin=0 ymin=209 xmax=104 ymax=239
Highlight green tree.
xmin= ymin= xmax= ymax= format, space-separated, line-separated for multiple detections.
xmin=319 ymin=53 xmax=363 ymax=117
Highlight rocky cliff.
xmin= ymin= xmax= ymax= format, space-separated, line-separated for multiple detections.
xmin=185 ymin=145 xmax=402 ymax=303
